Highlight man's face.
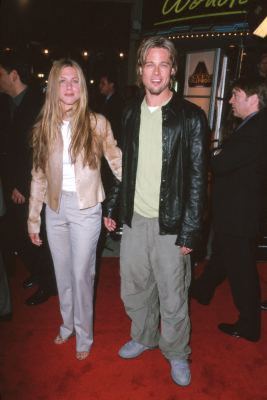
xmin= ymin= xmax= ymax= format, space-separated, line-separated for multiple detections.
xmin=99 ymin=77 xmax=114 ymax=96
xmin=0 ymin=66 xmax=14 ymax=95
xmin=140 ymin=47 xmax=174 ymax=96
xmin=258 ymin=56 xmax=267 ymax=78
xmin=58 ymin=66 xmax=81 ymax=111
xmin=229 ymin=88 xmax=257 ymax=119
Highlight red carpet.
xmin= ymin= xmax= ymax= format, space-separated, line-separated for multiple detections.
xmin=1 ymin=258 xmax=267 ymax=400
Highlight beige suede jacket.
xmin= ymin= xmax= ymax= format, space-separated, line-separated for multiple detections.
xmin=28 ymin=113 xmax=122 ymax=234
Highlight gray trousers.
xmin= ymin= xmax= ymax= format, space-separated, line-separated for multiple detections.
xmin=0 ymin=252 xmax=12 ymax=316
xmin=46 ymin=192 xmax=101 ymax=352
xmin=120 ymin=213 xmax=191 ymax=360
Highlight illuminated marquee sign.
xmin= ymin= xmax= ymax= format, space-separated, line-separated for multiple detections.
xmin=143 ymin=0 xmax=252 ymax=30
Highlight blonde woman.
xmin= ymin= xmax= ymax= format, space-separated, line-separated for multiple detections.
xmin=28 ymin=59 xmax=121 ymax=360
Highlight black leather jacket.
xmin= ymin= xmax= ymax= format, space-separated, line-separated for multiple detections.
xmin=104 ymin=92 xmax=208 ymax=249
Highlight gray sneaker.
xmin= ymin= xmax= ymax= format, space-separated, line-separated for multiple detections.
xmin=170 ymin=359 xmax=191 ymax=386
xmin=118 ymin=340 xmax=151 ymax=359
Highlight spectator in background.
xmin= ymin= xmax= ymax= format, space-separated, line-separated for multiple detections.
xmin=257 ymin=53 xmax=267 ymax=79
xmin=98 ymin=71 xmax=124 ymax=251
xmin=0 ymin=252 xmax=11 ymax=321
xmin=0 ymin=176 xmax=12 ymax=321
xmin=99 ymin=71 xmax=123 ymax=146
xmin=192 ymin=77 xmax=267 ymax=340
xmin=0 ymin=92 xmax=10 ymax=197
xmin=258 ymin=53 xmax=267 ymax=312
xmin=0 ymin=52 xmax=57 ymax=306
xmin=123 ymin=84 xmax=141 ymax=104
xmin=28 ymin=59 xmax=121 ymax=360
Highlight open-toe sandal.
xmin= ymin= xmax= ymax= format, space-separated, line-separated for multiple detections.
xmin=76 ymin=351 xmax=89 ymax=361
xmin=54 ymin=334 xmax=74 ymax=345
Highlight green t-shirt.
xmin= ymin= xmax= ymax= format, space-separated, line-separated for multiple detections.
xmin=134 ymin=99 xmax=162 ymax=218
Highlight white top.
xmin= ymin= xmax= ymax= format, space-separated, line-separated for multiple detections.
xmin=61 ymin=120 xmax=76 ymax=192
xmin=147 ymin=106 xmax=160 ymax=113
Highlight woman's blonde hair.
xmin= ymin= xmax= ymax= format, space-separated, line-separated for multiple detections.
xmin=32 ymin=58 xmax=101 ymax=171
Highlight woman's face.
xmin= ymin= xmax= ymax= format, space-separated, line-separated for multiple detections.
xmin=58 ymin=66 xmax=81 ymax=111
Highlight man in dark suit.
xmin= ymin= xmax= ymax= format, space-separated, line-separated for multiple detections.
xmin=97 ymin=71 xmax=123 ymax=251
xmin=192 ymin=77 xmax=267 ymax=341
xmin=98 ymin=71 xmax=123 ymax=193
xmin=0 ymin=52 xmax=57 ymax=305
xmin=99 ymin=71 xmax=123 ymax=146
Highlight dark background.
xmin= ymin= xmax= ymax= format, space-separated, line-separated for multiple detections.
xmin=0 ymin=0 xmax=132 ymax=83
xmin=0 ymin=0 xmax=131 ymax=51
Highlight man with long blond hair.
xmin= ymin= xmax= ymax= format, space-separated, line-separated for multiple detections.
xmin=28 ymin=59 xmax=121 ymax=360
xmin=104 ymin=36 xmax=208 ymax=386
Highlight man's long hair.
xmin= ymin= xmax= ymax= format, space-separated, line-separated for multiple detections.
xmin=32 ymin=58 xmax=102 ymax=172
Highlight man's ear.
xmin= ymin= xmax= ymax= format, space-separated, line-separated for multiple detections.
xmin=171 ymin=67 xmax=176 ymax=78
xmin=139 ymin=66 xmax=142 ymax=76
xmin=250 ymin=93 xmax=259 ymax=108
xmin=10 ymin=69 xmax=18 ymax=83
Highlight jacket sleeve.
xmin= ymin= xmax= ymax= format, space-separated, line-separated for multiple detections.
xmin=176 ymin=109 xmax=209 ymax=249
xmin=99 ymin=115 xmax=122 ymax=218
xmin=27 ymin=167 xmax=47 ymax=234
xmin=101 ymin=117 xmax=122 ymax=182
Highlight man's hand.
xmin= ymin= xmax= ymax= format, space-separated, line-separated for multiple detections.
xmin=11 ymin=188 xmax=25 ymax=204
xmin=29 ymin=233 xmax=43 ymax=246
xmin=180 ymin=246 xmax=192 ymax=255
xmin=104 ymin=217 xmax=117 ymax=232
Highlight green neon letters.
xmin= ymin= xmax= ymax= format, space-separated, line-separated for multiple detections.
xmin=162 ymin=0 xmax=249 ymax=16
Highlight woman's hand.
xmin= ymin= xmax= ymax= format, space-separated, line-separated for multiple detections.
xmin=180 ymin=246 xmax=192 ymax=255
xmin=29 ymin=233 xmax=43 ymax=246
xmin=104 ymin=217 xmax=117 ymax=232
